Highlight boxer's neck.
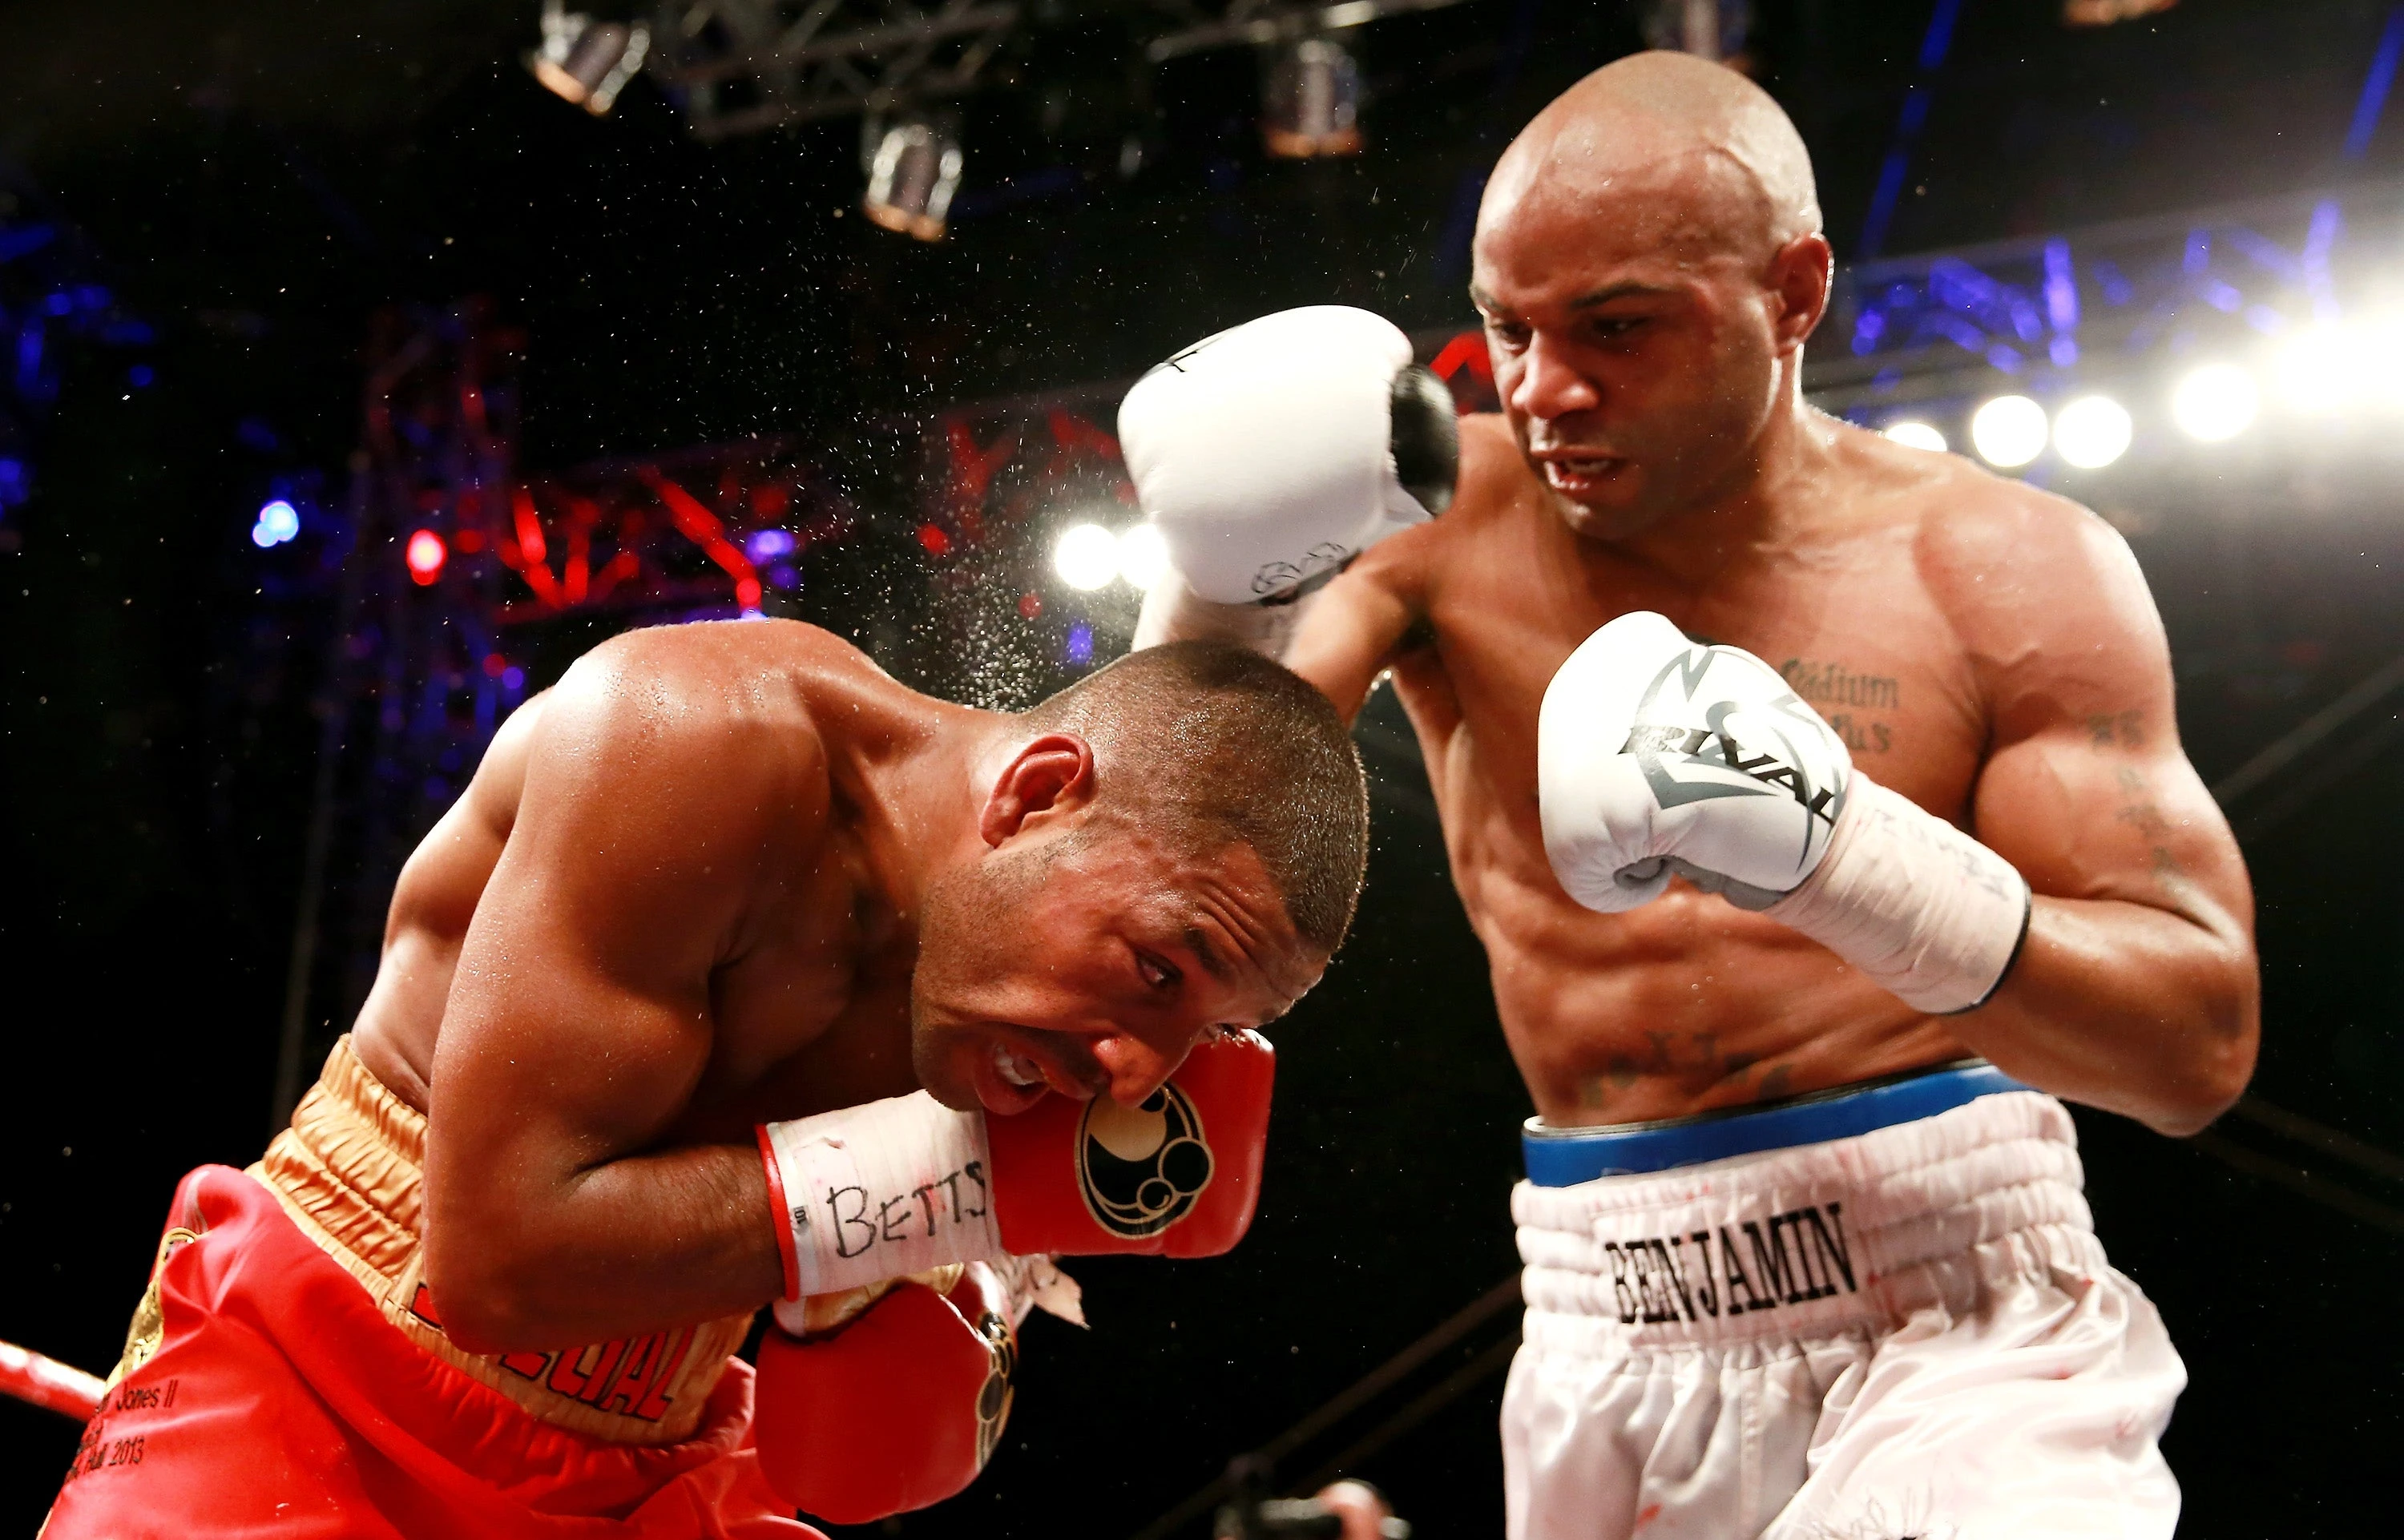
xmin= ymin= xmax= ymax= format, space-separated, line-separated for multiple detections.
xmin=802 ymin=667 xmax=1018 ymax=925
xmin=1610 ymin=357 xmax=1829 ymax=589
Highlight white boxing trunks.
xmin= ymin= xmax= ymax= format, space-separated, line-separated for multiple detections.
xmin=1504 ymin=1066 xmax=2185 ymax=1540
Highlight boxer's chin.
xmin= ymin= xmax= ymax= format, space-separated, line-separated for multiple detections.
xmin=1547 ymin=478 xmax=1672 ymax=542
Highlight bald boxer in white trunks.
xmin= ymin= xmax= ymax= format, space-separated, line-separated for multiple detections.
xmin=1117 ymin=51 xmax=2258 ymax=1540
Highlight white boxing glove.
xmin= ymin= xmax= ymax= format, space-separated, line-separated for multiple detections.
xmin=1119 ymin=306 xmax=1458 ymax=651
xmin=1539 ymin=612 xmax=2031 ymax=1014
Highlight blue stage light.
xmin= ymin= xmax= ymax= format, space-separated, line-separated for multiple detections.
xmin=252 ymin=498 xmax=300 ymax=547
xmin=127 ymin=364 xmax=154 ymax=388
xmin=1065 ymin=623 xmax=1095 ymax=667
xmin=746 ymin=527 xmax=797 ymax=562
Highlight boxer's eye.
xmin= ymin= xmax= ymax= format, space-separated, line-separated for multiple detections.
xmin=1134 ymin=952 xmax=1179 ymax=993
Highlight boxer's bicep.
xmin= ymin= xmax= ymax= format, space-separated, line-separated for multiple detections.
xmin=1974 ymin=714 xmax=2249 ymax=940
xmin=426 ymin=666 xmax=797 ymax=1308
xmin=1287 ymin=556 xmax=1421 ymax=726
xmin=1958 ymin=503 xmax=2249 ymax=939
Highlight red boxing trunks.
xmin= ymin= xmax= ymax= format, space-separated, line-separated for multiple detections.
xmin=41 ymin=1041 xmax=813 ymax=1539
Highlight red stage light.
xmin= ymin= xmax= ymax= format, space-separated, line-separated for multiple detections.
xmin=406 ymin=529 xmax=447 ymax=585
xmin=917 ymin=522 xmax=951 ymax=556
xmin=1018 ymin=591 xmax=1043 ymax=619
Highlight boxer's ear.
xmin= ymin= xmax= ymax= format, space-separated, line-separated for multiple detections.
xmin=1768 ymin=230 xmax=1833 ymax=353
xmin=978 ymin=733 xmax=1098 ymax=848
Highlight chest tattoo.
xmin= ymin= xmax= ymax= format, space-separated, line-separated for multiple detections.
xmin=1778 ymin=657 xmax=1902 ymax=756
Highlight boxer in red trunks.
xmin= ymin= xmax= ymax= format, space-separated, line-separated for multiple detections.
xmin=44 ymin=624 xmax=1367 ymax=1538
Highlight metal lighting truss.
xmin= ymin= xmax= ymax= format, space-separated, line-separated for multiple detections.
xmin=1808 ymin=184 xmax=2404 ymax=419
xmin=1136 ymin=0 xmax=1470 ymax=62
xmin=641 ymin=0 xmax=1470 ymax=138
xmin=647 ymin=0 xmax=1023 ymax=139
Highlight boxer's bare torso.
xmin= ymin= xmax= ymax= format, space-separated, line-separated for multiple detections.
xmin=1291 ymin=414 xmax=2253 ymax=1131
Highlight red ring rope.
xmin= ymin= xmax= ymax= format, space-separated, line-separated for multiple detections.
xmin=0 ymin=1338 xmax=103 ymax=1421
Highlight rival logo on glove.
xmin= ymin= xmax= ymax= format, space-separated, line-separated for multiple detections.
xmin=1622 ymin=649 xmax=1849 ymax=871
xmin=1075 ymin=1085 xmax=1215 ymax=1239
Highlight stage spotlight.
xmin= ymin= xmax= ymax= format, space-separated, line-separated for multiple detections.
xmin=1054 ymin=523 xmax=1119 ymax=591
xmin=1262 ymin=38 xmax=1364 ymax=158
xmin=2271 ymin=325 xmax=2389 ymax=416
xmin=2051 ymin=395 xmax=2132 ymax=470
xmin=2172 ymin=363 xmax=2259 ymax=442
xmin=1881 ymin=421 xmax=1947 ymax=454
xmin=864 ymin=119 xmax=963 ymax=242
xmin=405 ymin=530 xmax=448 ymax=586
xmin=529 ymin=1 xmax=650 ymax=116
xmin=1969 ymin=395 xmax=2047 ymax=468
xmin=1115 ymin=523 xmax=1169 ymax=591
xmin=251 ymin=498 xmax=300 ymax=548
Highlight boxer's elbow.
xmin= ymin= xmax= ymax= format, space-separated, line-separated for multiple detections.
xmin=2144 ymin=968 xmax=2260 ymax=1139
xmin=423 ymin=1231 xmax=562 ymax=1354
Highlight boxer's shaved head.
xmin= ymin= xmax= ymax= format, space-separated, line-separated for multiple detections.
xmin=1023 ymin=641 xmax=1369 ymax=954
xmin=1470 ymin=53 xmax=1833 ymax=540
xmin=1481 ymin=50 xmax=1820 ymax=265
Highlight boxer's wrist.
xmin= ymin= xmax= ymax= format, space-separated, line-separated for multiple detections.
xmin=1131 ymin=566 xmax=1317 ymax=659
xmin=757 ymin=1094 xmax=1003 ymax=1304
xmin=1764 ymin=776 xmax=2031 ymax=1014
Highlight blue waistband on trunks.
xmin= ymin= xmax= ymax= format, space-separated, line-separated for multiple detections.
xmin=1520 ymin=1059 xmax=2032 ymax=1187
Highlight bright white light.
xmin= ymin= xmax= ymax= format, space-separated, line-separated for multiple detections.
xmin=1115 ymin=522 xmax=1169 ymax=591
xmin=1970 ymin=395 xmax=2048 ymax=468
xmin=1053 ymin=523 xmax=1119 ymax=591
xmin=2051 ymin=395 xmax=2133 ymax=470
xmin=2271 ymin=325 xmax=2394 ymax=415
xmin=251 ymin=498 xmax=300 ymax=547
xmin=2172 ymin=363 xmax=2259 ymax=442
xmin=1882 ymin=421 xmax=1947 ymax=454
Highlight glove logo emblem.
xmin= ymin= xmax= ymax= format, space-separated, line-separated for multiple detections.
xmin=1252 ymin=541 xmax=1353 ymax=597
xmin=1624 ymin=648 xmax=1848 ymax=873
xmin=971 ymin=1309 xmax=1016 ymax=1468
xmin=1074 ymin=1084 xmax=1215 ymax=1238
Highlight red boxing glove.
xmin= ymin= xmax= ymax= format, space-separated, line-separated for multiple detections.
xmin=756 ymin=1030 xmax=1277 ymax=1297
xmin=989 ymin=1027 xmax=1274 ymax=1257
xmin=752 ymin=1262 xmax=1018 ymax=1525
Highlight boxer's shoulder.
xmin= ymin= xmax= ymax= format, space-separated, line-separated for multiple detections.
xmin=1454 ymin=412 xmax=1536 ymax=515
xmin=524 ymin=619 xmax=853 ymax=830
xmin=1828 ymin=423 xmax=2164 ymax=691
xmin=1356 ymin=412 xmax=1531 ymax=583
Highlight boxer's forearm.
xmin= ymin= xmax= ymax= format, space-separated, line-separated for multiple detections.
xmin=1945 ymin=893 xmax=2258 ymax=1138
xmin=429 ymin=1143 xmax=784 ymax=1353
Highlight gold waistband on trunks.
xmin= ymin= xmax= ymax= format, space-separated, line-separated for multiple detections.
xmin=248 ymin=1035 xmax=752 ymax=1446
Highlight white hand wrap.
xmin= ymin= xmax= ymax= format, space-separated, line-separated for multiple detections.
xmin=758 ymin=1093 xmax=1002 ymax=1307
xmin=1762 ymin=776 xmax=2032 ymax=1014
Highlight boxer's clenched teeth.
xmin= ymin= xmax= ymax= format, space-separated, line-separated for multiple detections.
xmin=994 ymin=1044 xmax=1043 ymax=1089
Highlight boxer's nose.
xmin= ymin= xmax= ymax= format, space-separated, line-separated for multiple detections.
xmin=1512 ymin=333 xmax=1601 ymax=422
xmin=1090 ymin=1030 xmax=1180 ymax=1107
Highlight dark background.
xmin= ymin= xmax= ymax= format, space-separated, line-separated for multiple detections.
xmin=4 ymin=1 xmax=2403 ymax=1535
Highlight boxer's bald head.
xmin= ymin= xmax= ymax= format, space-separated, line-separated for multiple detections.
xmin=1483 ymin=51 xmax=1820 ymax=263
xmin=1472 ymin=53 xmax=1833 ymax=540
